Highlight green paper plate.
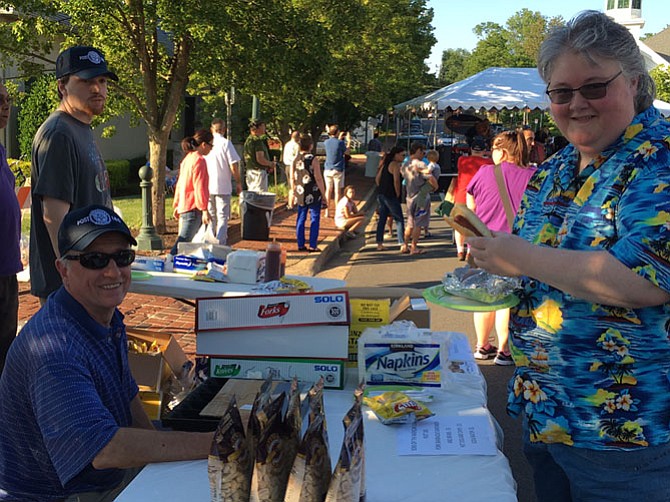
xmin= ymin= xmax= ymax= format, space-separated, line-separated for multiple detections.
xmin=423 ymin=284 xmax=519 ymax=312
xmin=131 ymin=270 xmax=153 ymax=281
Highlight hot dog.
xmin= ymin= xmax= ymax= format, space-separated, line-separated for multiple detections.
xmin=443 ymin=204 xmax=492 ymax=238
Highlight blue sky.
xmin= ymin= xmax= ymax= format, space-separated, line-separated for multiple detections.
xmin=425 ymin=0 xmax=668 ymax=73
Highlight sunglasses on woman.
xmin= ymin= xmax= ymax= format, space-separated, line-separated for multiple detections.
xmin=63 ymin=249 xmax=136 ymax=270
xmin=545 ymin=71 xmax=622 ymax=105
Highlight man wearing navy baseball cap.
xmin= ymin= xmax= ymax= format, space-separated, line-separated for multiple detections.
xmin=30 ymin=46 xmax=118 ymax=304
xmin=0 ymin=205 xmax=213 ymax=500
xmin=56 ymin=46 xmax=119 ymax=82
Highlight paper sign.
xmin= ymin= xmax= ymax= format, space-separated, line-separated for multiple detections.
xmin=397 ymin=415 xmax=497 ymax=456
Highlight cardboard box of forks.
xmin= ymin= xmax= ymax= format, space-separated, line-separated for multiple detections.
xmin=195 ymin=291 xmax=350 ymax=359
xmin=126 ymin=328 xmax=189 ymax=392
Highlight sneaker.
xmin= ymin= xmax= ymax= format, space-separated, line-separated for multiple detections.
xmin=494 ymin=352 xmax=515 ymax=366
xmin=474 ymin=345 xmax=498 ymax=360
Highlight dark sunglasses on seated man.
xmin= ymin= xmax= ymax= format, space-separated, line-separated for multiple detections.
xmin=63 ymin=249 xmax=136 ymax=270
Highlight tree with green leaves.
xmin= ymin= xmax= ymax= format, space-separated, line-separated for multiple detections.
xmin=435 ymin=9 xmax=563 ymax=81
xmin=0 ymin=0 xmax=436 ymax=231
xmin=193 ymin=0 xmax=436 ymax=145
xmin=1 ymin=0 xmax=324 ymax=231
xmin=438 ymin=48 xmax=470 ymax=86
xmin=650 ymin=65 xmax=670 ymax=102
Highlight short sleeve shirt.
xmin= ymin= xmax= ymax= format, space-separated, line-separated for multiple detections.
xmin=0 ymin=287 xmax=138 ymax=500
xmin=243 ymin=134 xmax=269 ymax=171
xmin=324 ymin=137 xmax=346 ymax=172
xmin=508 ymin=106 xmax=670 ymax=450
xmin=467 ymin=161 xmax=536 ymax=233
xmin=206 ymin=133 xmax=241 ymax=195
xmin=29 ymin=111 xmax=112 ymax=298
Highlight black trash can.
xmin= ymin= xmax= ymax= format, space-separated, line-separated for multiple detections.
xmin=240 ymin=190 xmax=276 ymax=241
xmin=437 ymin=144 xmax=454 ymax=174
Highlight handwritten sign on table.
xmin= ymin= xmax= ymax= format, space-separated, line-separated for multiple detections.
xmin=397 ymin=415 xmax=497 ymax=456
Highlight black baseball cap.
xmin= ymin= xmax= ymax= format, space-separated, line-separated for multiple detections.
xmin=56 ymin=46 xmax=119 ymax=81
xmin=58 ymin=205 xmax=136 ymax=255
xmin=471 ymin=135 xmax=488 ymax=151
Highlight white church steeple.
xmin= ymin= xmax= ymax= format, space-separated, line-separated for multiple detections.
xmin=604 ymin=0 xmax=645 ymax=39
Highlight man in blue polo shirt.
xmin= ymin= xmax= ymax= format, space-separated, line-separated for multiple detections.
xmin=0 ymin=205 xmax=213 ymax=501
xmin=322 ymin=124 xmax=350 ymax=217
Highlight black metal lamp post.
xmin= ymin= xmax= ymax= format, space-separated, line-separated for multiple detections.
xmin=135 ymin=162 xmax=164 ymax=250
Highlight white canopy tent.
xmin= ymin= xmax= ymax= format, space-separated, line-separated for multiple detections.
xmin=394 ymin=67 xmax=548 ymax=113
xmin=394 ymin=66 xmax=670 ymax=117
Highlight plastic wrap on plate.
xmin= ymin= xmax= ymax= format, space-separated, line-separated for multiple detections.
xmin=442 ymin=267 xmax=519 ymax=303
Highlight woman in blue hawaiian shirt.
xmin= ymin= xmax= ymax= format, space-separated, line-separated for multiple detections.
xmin=468 ymin=11 xmax=670 ymax=501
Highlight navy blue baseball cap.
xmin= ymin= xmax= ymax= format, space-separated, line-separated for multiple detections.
xmin=58 ymin=205 xmax=136 ymax=255
xmin=471 ymin=135 xmax=488 ymax=151
xmin=56 ymin=46 xmax=119 ymax=81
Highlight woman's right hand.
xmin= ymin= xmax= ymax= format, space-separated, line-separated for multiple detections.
xmin=466 ymin=232 xmax=533 ymax=277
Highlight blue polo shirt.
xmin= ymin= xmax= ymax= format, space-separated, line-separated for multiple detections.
xmin=324 ymin=136 xmax=346 ymax=172
xmin=0 ymin=287 xmax=138 ymax=500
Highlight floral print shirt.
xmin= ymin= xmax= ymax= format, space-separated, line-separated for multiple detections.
xmin=508 ymin=106 xmax=670 ymax=450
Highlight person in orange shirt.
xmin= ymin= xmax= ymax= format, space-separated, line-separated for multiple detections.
xmin=452 ymin=137 xmax=490 ymax=260
xmin=170 ymin=129 xmax=212 ymax=255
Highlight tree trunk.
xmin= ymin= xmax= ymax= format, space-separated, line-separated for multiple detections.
xmin=148 ymin=131 xmax=171 ymax=234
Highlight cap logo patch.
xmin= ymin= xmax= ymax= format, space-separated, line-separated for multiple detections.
xmin=80 ymin=50 xmax=104 ymax=65
xmin=75 ymin=208 xmax=116 ymax=227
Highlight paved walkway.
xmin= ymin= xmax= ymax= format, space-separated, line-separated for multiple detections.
xmin=17 ymin=154 xmax=378 ymax=356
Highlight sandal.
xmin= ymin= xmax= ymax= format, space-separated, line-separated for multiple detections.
xmin=400 ymin=246 xmax=410 ymax=254
xmin=298 ymin=246 xmax=308 ymax=252
xmin=410 ymin=248 xmax=426 ymax=255
xmin=308 ymin=247 xmax=321 ymax=253
xmin=377 ymin=244 xmax=386 ymax=251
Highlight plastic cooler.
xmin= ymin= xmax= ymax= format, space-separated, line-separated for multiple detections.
xmin=239 ymin=190 xmax=276 ymax=241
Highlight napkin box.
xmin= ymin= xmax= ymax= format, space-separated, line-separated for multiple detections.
xmin=225 ymin=250 xmax=265 ymax=284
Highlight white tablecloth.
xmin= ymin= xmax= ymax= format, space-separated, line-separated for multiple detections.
xmin=117 ymin=375 xmax=517 ymax=501
xmin=129 ymin=271 xmax=345 ymax=299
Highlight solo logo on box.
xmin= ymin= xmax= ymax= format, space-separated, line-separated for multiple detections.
xmin=314 ymin=365 xmax=339 ymax=372
xmin=257 ymin=302 xmax=290 ymax=319
xmin=314 ymin=295 xmax=345 ymax=303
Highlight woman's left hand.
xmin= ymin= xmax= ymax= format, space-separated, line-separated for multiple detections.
xmin=202 ymin=211 xmax=211 ymax=225
xmin=466 ymin=232 xmax=533 ymax=277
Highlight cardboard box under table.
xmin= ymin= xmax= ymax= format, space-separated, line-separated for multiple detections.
xmin=126 ymin=328 xmax=189 ymax=419
xmin=195 ymin=291 xmax=350 ymax=385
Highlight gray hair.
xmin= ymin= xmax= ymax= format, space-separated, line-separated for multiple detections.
xmin=537 ymin=10 xmax=655 ymax=113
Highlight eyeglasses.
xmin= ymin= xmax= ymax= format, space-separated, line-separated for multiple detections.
xmin=63 ymin=249 xmax=135 ymax=270
xmin=545 ymin=71 xmax=623 ymax=105
xmin=0 ymin=96 xmax=12 ymax=107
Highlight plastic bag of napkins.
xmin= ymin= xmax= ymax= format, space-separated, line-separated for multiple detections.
xmin=357 ymin=321 xmax=446 ymax=388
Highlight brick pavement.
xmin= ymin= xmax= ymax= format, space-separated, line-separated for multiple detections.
xmin=17 ymin=154 xmax=377 ymax=356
